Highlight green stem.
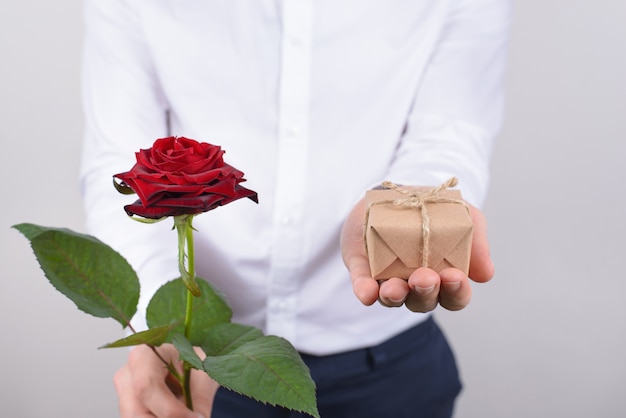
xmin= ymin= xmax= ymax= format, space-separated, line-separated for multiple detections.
xmin=183 ymin=216 xmax=195 ymax=410
xmin=175 ymin=215 xmax=198 ymax=410
xmin=176 ymin=215 xmax=201 ymax=297
xmin=184 ymin=220 xmax=196 ymax=338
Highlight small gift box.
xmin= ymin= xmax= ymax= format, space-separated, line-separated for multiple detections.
xmin=364 ymin=178 xmax=473 ymax=280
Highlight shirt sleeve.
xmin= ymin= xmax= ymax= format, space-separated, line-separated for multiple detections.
xmin=385 ymin=0 xmax=512 ymax=207
xmin=79 ymin=0 xmax=176 ymax=331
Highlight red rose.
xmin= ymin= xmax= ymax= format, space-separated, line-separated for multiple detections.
xmin=114 ymin=136 xmax=258 ymax=218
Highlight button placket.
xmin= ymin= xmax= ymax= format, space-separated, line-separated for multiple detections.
xmin=266 ymin=0 xmax=314 ymax=341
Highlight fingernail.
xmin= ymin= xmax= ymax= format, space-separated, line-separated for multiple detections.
xmin=389 ymin=295 xmax=406 ymax=304
xmin=444 ymin=281 xmax=461 ymax=292
xmin=414 ymin=284 xmax=436 ymax=295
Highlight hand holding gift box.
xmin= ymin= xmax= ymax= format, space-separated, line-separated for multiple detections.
xmin=341 ymin=177 xmax=494 ymax=312
xmin=364 ymin=178 xmax=473 ymax=280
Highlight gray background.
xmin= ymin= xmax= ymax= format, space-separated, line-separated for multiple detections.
xmin=1 ymin=1 xmax=624 ymax=417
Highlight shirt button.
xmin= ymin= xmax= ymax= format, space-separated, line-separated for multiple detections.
xmin=280 ymin=215 xmax=293 ymax=225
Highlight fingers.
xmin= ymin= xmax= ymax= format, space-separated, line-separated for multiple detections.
xmin=405 ymin=268 xmax=472 ymax=312
xmin=115 ymin=344 xmax=206 ymax=418
xmin=468 ymin=205 xmax=495 ymax=283
xmin=401 ymin=205 xmax=490 ymax=312
xmin=437 ymin=268 xmax=472 ymax=311
xmin=115 ymin=364 xmax=156 ymax=418
xmin=341 ymin=198 xmax=380 ymax=306
xmin=343 ymin=243 xmax=379 ymax=306
xmin=352 ymin=272 xmax=382 ymax=306
xmin=378 ymin=278 xmax=410 ymax=307
xmin=340 ymin=197 xmax=414 ymax=308
xmin=342 ymin=197 xmax=489 ymax=313
xmin=405 ymin=268 xmax=441 ymax=312
xmin=189 ymin=367 xmax=218 ymax=418
xmin=126 ymin=345 xmax=187 ymax=417
xmin=189 ymin=348 xmax=218 ymax=418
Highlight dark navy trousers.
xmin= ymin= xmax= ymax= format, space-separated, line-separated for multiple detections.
xmin=212 ymin=316 xmax=462 ymax=418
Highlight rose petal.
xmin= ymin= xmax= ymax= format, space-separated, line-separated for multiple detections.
xmin=115 ymin=136 xmax=258 ymax=218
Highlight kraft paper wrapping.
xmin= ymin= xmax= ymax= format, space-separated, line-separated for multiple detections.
xmin=364 ymin=180 xmax=473 ymax=280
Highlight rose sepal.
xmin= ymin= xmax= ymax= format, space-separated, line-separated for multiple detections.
xmin=112 ymin=177 xmax=136 ymax=195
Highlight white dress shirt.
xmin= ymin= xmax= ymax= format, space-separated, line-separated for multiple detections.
xmin=80 ymin=0 xmax=511 ymax=355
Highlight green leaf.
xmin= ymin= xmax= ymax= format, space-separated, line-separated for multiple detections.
xmin=200 ymin=322 xmax=264 ymax=356
xmin=12 ymin=223 xmax=139 ymax=327
xmin=201 ymin=324 xmax=319 ymax=418
xmin=100 ymin=324 xmax=177 ymax=349
xmin=172 ymin=334 xmax=204 ymax=370
xmin=146 ymin=278 xmax=232 ymax=345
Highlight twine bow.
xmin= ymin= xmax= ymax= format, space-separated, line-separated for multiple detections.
xmin=364 ymin=177 xmax=468 ymax=269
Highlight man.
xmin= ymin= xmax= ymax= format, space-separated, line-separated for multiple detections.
xmin=80 ymin=1 xmax=510 ymax=417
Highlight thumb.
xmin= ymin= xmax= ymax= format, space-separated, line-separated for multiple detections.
xmin=468 ymin=205 xmax=494 ymax=283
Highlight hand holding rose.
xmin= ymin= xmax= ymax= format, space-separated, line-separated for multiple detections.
xmin=114 ymin=344 xmax=216 ymax=418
